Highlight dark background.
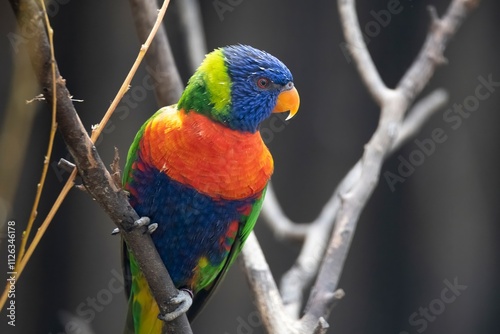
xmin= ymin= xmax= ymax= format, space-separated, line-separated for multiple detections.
xmin=1 ymin=0 xmax=499 ymax=333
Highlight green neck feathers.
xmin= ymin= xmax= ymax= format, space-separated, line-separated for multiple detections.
xmin=177 ymin=49 xmax=232 ymax=123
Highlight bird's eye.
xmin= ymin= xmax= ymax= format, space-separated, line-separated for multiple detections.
xmin=256 ymin=77 xmax=271 ymax=89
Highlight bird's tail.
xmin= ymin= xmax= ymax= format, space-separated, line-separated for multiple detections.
xmin=123 ymin=257 xmax=164 ymax=334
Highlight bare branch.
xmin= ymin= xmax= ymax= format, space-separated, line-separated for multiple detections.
xmin=241 ymin=233 xmax=333 ymax=334
xmin=256 ymin=88 xmax=448 ymax=324
xmin=277 ymin=155 xmax=364 ymax=318
xmin=240 ymin=233 xmax=293 ymax=334
xmin=303 ymin=0 xmax=479 ymax=321
xmin=269 ymin=89 xmax=447 ymax=318
xmin=397 ymin=1 xmax=480 ymax=101
xmin=9 ymin=0 xmax=191 ymax=332
xmin=129 ymin=0 xmax=184 ymax=106
xmin=248 ymin=0 xmax=474 ymax=330
xmin=337 ymin=0 xmax=392 ymax=105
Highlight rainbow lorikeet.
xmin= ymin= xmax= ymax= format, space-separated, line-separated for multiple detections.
xmin=121 ymin=44 xmax=299 ymax=333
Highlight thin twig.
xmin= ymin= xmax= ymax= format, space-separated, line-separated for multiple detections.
xmin=92 ymin=1 xmax=172 ymax=141
xmin=17 ymin=0 xmax=58 ymax=264
xmin=129 ymin=0 xmax=183 ymax=106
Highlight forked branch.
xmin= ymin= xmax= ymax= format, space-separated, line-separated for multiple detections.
xmin=242 ymin=0 xmax=479 ymax=332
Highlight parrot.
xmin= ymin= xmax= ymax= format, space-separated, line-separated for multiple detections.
xmin=121 ymin=44 xmax=300 ymax=333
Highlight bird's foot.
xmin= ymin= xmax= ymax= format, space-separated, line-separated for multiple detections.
xmin=134 ymin=216 xmax=150 ymax=228
xmin=147 ymin=223 xmax=158 ymax=234
xmin=158 ymin=289 xmax=193 ymax=322
xmin=110 ymin=217 xmax=158 ymax=235
xmin=134 ymin=217 xmax=159 ymax=233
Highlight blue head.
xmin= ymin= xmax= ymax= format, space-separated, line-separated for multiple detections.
xmin=178 ymin=44 xmax=300 ymax=133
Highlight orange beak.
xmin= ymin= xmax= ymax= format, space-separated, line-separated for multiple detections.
xmin=272 ymin=86 xmax=300 ymax=121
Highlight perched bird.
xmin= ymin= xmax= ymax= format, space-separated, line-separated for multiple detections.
xmin=122 ymin=44 xmax=299 ymax=333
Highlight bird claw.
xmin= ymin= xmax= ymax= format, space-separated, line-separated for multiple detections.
xmin=158 ymin=289 xmax=193 ymax=322
xmin=134 ymin=217 xmax=158 ymax=235
xmin=147 ymin=223 xmax=158 ymax=234
xmin=134 ymin=217 xmax=151 ymax=228
xmin=111 ymin=217 xmax=156 ymax=235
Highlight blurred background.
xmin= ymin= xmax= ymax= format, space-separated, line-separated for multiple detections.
xmin=1 ymin=0 xmax=499 ymax=333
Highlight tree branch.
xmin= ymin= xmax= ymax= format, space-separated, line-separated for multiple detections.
xmin=241 ymin=233 xmax=333 ymax=334
xmin=261 ymin=88 xmax=448 ymax=319
xmin=240 ymin=233 xmax=294 ymax=334
xmin=337 ymin=0 xmax=391 ymax=105
xmin=397 ymin=1 xmax=480 ymax=101
xmin=242 ymin=0 xmax=478 ymax=332
xmin=304 ymin=0 xmax=479 ymax=321
xmin=9 ymin=0 xmax=191 ymax=332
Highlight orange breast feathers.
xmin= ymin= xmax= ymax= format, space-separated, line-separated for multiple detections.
xmin=139 ymin=106 xmax=274 ymax=200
